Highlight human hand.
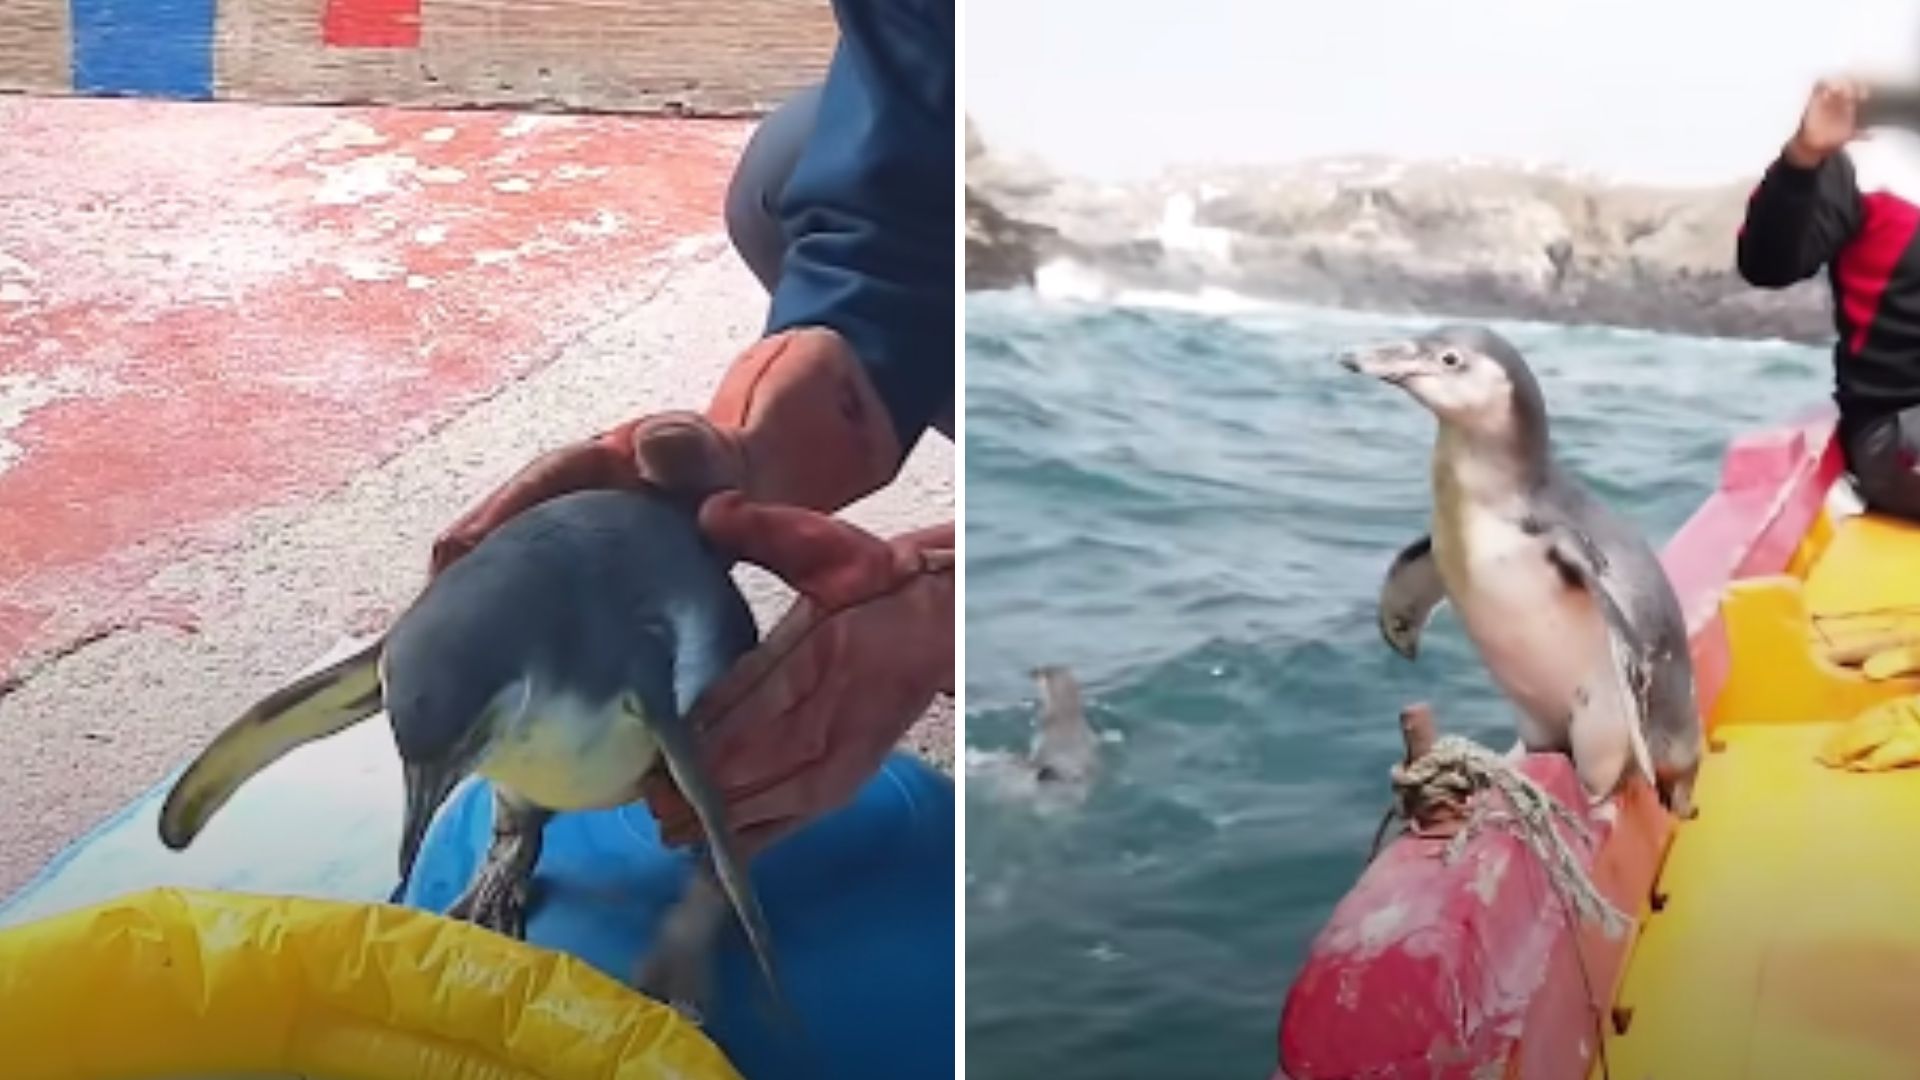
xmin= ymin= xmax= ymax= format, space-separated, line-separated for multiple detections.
xmin=428 ymin=328 xmax=902 ymax=576
xmin=429 ymin=412 xmax=740 ymax=575
xmin=1787 ymin=76 xmax=1870 ymax=168
xmin=643 ymin=493 xmax=954 ymax=857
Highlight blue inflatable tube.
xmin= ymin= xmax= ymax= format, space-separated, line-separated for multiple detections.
xmin=401 ymin=752 xmax=955 ymax=1080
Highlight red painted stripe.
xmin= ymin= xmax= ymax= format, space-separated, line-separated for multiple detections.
xmin=323 ymin=0 xmax=422 ymax=48
xmin=1836 ymin=191 xmax=1920 ymax=354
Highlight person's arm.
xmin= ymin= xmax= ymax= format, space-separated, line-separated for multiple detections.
xmin=1738 ymin=77 xmax=1867 ymax=288
xmin=1736 ymin=153 xmax=1861 ymax=287
xmin=767 ymin=0 xmax=956 ymax=448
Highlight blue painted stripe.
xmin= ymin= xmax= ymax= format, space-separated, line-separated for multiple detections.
xmin=70 ymin=0 xmax=217 ymax=100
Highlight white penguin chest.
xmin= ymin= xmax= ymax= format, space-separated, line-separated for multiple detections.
xmin=1433 ymin=501 xmax=1607 ymax=731
xmin=476 ymin=692 xmax=660 ymax=811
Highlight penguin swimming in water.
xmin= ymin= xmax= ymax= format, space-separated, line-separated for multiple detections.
xmin=156 ymin=488 xmax=782 ymax=1015
xmin=1028 ymin=664 xmax=1098 ymax=789
xmin=1341 ymin=324 xmax=1702 ymax=816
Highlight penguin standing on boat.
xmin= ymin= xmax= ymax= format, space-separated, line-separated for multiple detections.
xmin=1340 ymin=324 xmax=1702 ymax=816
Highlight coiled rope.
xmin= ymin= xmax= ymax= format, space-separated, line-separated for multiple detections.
xmin=1368 ymin=707 xmax=1635 ymax=1080
xmin=1374 ymin=733 xmax=1631 ymax=938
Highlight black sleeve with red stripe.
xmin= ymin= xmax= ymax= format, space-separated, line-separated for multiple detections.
xmin=1736 ymin=154 xmax=1863 ymax=287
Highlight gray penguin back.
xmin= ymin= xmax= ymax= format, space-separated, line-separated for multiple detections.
xmin=1536 ymin=470 xmax=1696 ymax=719
xmin=383 ymin=490 xmax=755 ymax=759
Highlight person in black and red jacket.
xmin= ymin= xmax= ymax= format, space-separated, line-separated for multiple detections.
xmin=1740 ymin=77 xmax=1920 ymax=519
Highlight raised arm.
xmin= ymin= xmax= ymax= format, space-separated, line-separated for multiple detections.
xmin=1737 ymin=78 xmax=1866 ymax=288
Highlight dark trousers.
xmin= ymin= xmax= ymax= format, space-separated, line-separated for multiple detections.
xmin=724 ymin=85 xmax=823 ymax=295
xmin=1843 ymin=406 xmax=1920 ymax=521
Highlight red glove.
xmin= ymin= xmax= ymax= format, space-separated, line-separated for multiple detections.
xmin=430 ymin=327 xmax=903 ymax=575
xmin=642 ymin=492 xmax=954 ymax=856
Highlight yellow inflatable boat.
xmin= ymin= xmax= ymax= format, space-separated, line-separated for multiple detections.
xmin=0 ymin=888 xmax=740 ymax=1080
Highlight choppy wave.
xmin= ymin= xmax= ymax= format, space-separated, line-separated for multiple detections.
xmin=1033 ymin=256 xmax=1274 ymax=317
xmin=963 ymin=291 xmax=1826 ymax=1079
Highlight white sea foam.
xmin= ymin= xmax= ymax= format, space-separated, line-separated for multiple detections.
xmin=1034 ymin=256 xmax=1272 ymax=317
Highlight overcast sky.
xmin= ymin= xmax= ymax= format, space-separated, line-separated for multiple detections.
xmin=966 ymin=0 xmax=1920 ymax=184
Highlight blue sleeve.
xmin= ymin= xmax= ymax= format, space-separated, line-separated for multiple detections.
xmin=766 ymin=0 xmax=955 ymax=446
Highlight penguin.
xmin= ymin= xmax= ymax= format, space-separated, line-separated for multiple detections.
xmin=157 ymin=488 xmax=784 ymax=1015
xmin=1341 ymin=324 xmax=1702 ymax=816
xmin=1028 ymin=664 xmax=1098 ymax=788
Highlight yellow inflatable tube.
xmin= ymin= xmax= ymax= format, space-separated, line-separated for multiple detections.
xmin=0 ymin=887 xmax=742 ymax=1080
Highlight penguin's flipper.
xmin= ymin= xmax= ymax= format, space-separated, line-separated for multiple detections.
xmin=635 ymin=693 xmax=789 ymax=1020
xmin=1380 ymin=535 xmax=1446 ymax=659
xmin=158 ymin=638 xmax=385 ymax=850
xmin=1543 ymin=533 xmax=1657 ymax=800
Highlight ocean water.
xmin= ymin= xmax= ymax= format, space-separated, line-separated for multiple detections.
xmin=963 ymin=289 xmax=1827 ymax=1079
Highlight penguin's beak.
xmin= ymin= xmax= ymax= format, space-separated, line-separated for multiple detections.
xmin=1338 ymin=340 xmax=1426 ymax=385
xmin=398 ymin=760 xmax=467 ymax=882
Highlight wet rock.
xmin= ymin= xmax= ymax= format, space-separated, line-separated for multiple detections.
xmin=965 ymin=130 xmax=1832 ymax=345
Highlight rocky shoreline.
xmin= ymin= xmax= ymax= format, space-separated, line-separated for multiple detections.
xmin=965 ymin=124 xmax=1834 ymax=345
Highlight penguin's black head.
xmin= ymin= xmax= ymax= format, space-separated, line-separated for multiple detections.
xmin=1338 ymin=324 xmax=1548 ymax=448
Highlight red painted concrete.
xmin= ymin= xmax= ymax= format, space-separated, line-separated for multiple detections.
xmin=324 ymin=0 xmax=423 ymax=48
xmin=0 ymin=96 xmax=747 ymax=684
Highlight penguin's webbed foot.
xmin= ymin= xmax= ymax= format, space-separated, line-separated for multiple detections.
xmin=447 ymin=792 xmax=550 ymax=940
xmin=448 ymin=859 xmax=533 ymax=938
xmin=634 ymin=870 xmax=730 ymax=1023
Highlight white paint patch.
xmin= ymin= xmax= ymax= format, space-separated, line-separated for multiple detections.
xmin=1470 ymin=847 xmax=1509 ymax=905
xmin=0 ymin=251 xmax=39 ymax=304
xmin=341 ymin=258 xmax=405 ymax=283
xmin=310 ymin=153 xmax=417 ymax=206
xmin=0 ymin=252 xmax=40 ymax=281
xmin=502 ymin=114 xmax=549 ymax=138
xmin=406 ymin=275 xmax=434 ymax=291
xmin=417 ymin=167 xmax=468 ymax=186
xmin=551 ymin=164 xmax=610 ymax=183
xmin=321 ymin=286 xmax=347 ymax=300
xmin=1354 ymin=899 xmax=1409 ymax=949
xmin=473 ymin=236 xmax=571 ymax=268
xmin=493 ymin=177 xmax=534 ymax=194
xmin=421 ymin=127 xmax=457 ymax=144
xmin=413 ymin=224 xmax=448 ymax=246
xmin=314 ymin=119 xmax=386 ymax=152
xmin=0 ymin=367 xmax=115 ymax=475
xmin=566 ymin=210 xmax=626 ymax=238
